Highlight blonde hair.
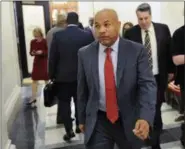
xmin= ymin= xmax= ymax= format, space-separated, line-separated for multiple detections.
xmin=56 ymin=13 xmax=67 ymax=26
xmin=33 ymin=27 xmax=43 ymax=37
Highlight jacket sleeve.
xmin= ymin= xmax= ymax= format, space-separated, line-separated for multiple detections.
xmin=165 ymin=25 xmax=176 ymax=73
xmin=48 ymin=33 xmax=58 ymax=79
xmin=137 ymin=46 xmax=157 ymax=127
xmin=41 ymin=39 xmax=48 ymax=56
xmin=77 ymin=49 xmax=89 ymax=124
xmin=29 ymin=40 xmax=35 ymax=56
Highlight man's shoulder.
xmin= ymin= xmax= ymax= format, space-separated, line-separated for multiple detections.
xmin=53 ymin=28 xmax=66 ymax=37
xmin=127 ymin=25 xmax=140 ymax=33
xmin=79 ymin=41 xmax=97 ymax=54
xmin=48 ymin=27 xmax=62 ymax=34
xmin=121 ymin=37 xmax=143 ymax=49
xmin=79 ymin=28 xmax=91 ymax=35
xmin=84 ymin=26 xmax=89 ymax=29
xmin=125 ymin=25 xmax=140 ymax=37
xmin=173 ymin=25 xmax=184 ymax=36
xmin=153 ymin=22 xmax=169 ymax=29
xmin=78 ymin=29 xmax=94 ymax=41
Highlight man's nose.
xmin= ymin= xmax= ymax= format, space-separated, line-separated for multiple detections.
xmin=142 ymin=20 xmax=146 ymax=24
xmin=99 ymin=26 xmax=106 ymax=33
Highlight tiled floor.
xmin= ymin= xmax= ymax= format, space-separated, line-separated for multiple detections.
xmin=9 ymin=85 xmax=184 ymax=149
xmin=45 ymin=103 xmax=184 ymax=149
xmin=10 ymin=85 xmax=45 ymax=149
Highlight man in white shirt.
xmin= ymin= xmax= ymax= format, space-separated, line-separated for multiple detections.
xmin=125 ymin=3 xmax=175 ymax=149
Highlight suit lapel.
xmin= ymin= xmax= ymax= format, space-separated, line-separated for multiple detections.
xmin=91 ymin=42 xmax=99 ymax=92
xmin=153 ymin=23 xmax=160 ymax=54
xmin=91 ymin=39 xmax=128 ymax=91
xmin=116 ymin=38 xmax=128 ymax=87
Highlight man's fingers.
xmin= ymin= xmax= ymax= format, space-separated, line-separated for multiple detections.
xmin=135 ymin=121 xmax=140 ymax=131
xmin=133 ymin=121 xmax=149 ymax=140
xmin=79 ymin=124 xmax=85 ymax=133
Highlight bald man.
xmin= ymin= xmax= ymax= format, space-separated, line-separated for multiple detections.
xmin=77 ymin=9 xmax=157 ymax=149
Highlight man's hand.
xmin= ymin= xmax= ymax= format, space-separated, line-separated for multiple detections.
xmin=79 ymin=124 xmax=85 ymax=133
xmin=133 ymin=119 xmax=149 ymax=140
xmin=168 ymin=73 xmax=174 ymax=82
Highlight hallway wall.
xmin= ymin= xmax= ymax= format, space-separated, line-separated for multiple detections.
xmin=93 ymin=2 xmax=161 ymax=24
xmin=2 ymin=1 xmax=21 ymax=114
xmin=1 ymin=1 xmax=21 ymax=149
xmin=78 ymin=2 xmax=184 ymax=34
xmin=160 ymin=2 xmax=184 ymax=34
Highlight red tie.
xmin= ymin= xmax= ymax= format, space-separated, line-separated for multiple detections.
xmin=104 ymin=48 xmax=119 ymax=123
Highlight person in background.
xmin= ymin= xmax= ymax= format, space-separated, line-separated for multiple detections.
xmin=49 ymin=12 xmax=94 ymax=141
xmin=46 ymin=13 xmax=67 ymax=124
xmin=85 ymin=17 xmax=95 ymax=39
xmin=172 ymin=25 xmax=185 ymax=122
xmin=78 ymin=22 xmax=84 ymax=29
xmin=124 ymin=3 xmax=175 ymax=149
xmin=28 ymin=27 xmax=49 ymax=108
xmin=122 ymin=21 xmax=133 ymax=37
xmin=46 ymin=13 xmax=67 ymax=53
xmin=85 ymin=17 xmax=94 ymax=31
xmin=77 ymin=8 xmax=156 ymax=149
xmin=171 ymin=25 xmax=184 ymax=146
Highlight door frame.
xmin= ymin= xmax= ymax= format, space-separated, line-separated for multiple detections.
xmin=14 ymin=1 xmax=50 ymax=79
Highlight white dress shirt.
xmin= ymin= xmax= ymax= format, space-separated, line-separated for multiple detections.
xmin=98 ymin=37 xmax=119 ymax=111
xmin=141 ymin=23 xmax=159 ymax=75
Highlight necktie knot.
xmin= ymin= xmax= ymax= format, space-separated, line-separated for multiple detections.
xmin=105 ymin=48 xmax=112 ymax=55
xmin=145 ymin=30 xmax=149 ymax=34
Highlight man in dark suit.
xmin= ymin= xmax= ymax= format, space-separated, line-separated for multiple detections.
xmin=85 ymin=17 xmax=95 ymax=39
xmin=171 ymin=25 xmax=185 ymax=146
xmin=49 ymin=12 xmax=94 ymax=141
xmin=78 ymin=22 xmax=84 ymax=29
xmin=77 ymin=9 xmax=157 ymax=149
xmin=85 ymin=17 xmax=94 ymax=31
xmin=124 ymin=3 xmax=175 ymax=149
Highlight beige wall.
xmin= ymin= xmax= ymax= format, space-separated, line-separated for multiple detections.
xmin=1 ymin=1 xmax=21 ymax=149
xmin=78 ymin=2 xmax=184 ymax=34
xmin=160 ymin=2 xmax=184 ymax=34
xmin=2 ymin=2 xmax=20 ymax=105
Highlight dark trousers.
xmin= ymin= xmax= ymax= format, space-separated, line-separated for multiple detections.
xmin=56 ymin=81 xmax=79 ymax=133
xmin=150 ymin=75 xmax=164 ymax=146
xmin=57 ymin=99 xmax=63 ymax=123
xmin=86 ymin=111 xmax=136 ymax=149
xmin=180 ymin=82 xmax=185 ymax=114
xmin=180 ymin=82 xmax=184 ymax=145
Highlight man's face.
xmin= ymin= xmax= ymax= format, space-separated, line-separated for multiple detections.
xmin=94 ymin=11 xmax=121 ymax=47
xmin=136 ymin=11 xmax=152 ymax=30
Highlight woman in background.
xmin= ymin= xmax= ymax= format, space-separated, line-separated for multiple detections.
xmin=122 ymin=22 xmax=133 ymax=37
xmin=28 ymin=27 xmax=49 ymax=107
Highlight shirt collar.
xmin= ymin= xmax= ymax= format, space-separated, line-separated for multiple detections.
xmin=99 ymin=37 xmax=120 ymax=53
xmin=142 ymin=23 xmax=154 ymax=33
xmin=67 ymin=24 xmax=78 ymax=27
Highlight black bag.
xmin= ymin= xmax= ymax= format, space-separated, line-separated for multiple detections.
xmin=44 ymin=80 xmax=57 ymax=107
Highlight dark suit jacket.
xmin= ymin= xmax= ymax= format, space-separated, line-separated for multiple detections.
xmin=125 ymin=23 xmax=175 ymax=90
xmin=77 ymin=38 xmax=157 ymax=148
xmin=84 ymin=26 xmax=91 ymax=31
xmin=49 ymin=26 xmax=94 ymax=82
xmin=171 ymin=25 xmax=184 ymax=85
xmin=85 ymin=26 xmax=95 ymax=40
